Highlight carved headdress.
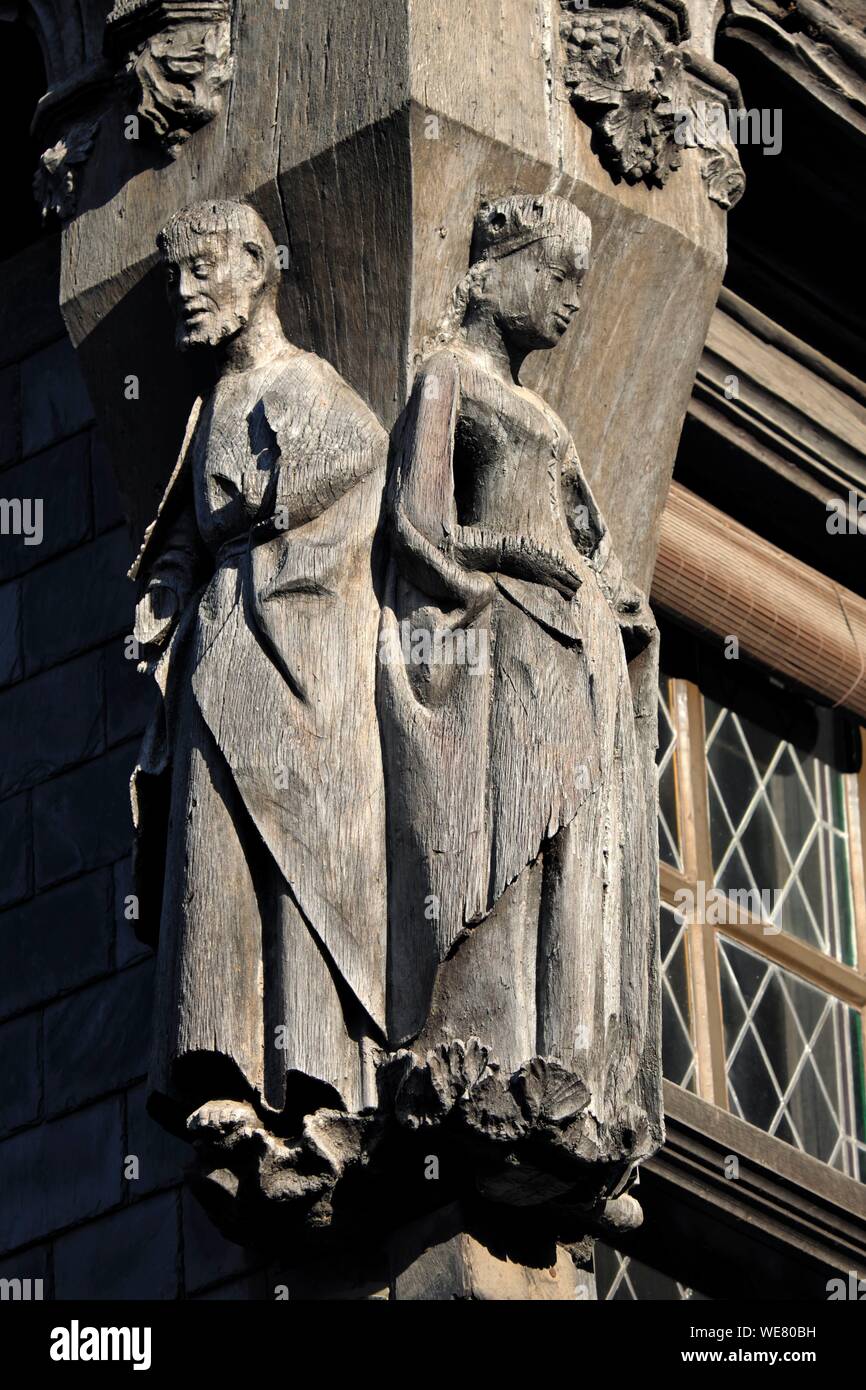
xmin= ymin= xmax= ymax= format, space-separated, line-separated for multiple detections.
xmin=471 ymin=194 xmax=591 ymax=266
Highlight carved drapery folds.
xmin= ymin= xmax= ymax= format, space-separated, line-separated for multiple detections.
xmin=558 ymin=0 xmax=745 ymax=207
xmin=105 ymin=0 xmax=234 ymax=153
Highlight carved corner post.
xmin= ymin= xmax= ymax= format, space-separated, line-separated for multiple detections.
xmin=45 ymin=0 xmax=740 ymax=1299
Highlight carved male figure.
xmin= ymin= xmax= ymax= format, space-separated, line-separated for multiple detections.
xmin=131 ymin=201 xmax=389 ymax=1189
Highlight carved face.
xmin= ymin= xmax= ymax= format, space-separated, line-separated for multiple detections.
xmin=485 ymin=236 xmax=587 ymax=350
xmin=162 ymin=230 xmax=262 ymax=350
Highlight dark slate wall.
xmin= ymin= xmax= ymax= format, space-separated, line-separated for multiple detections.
xmin=0 ymin=236 xmax=269 ymax=1301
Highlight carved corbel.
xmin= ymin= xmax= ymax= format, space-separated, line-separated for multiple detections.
xmin=105 ymin=0 xmax=235 ymax=154
xmin=1 ymin=2 xmax=111 ymax=222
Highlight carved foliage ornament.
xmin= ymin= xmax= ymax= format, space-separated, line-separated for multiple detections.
xmin=559 ymin=0 xmax=745 ymax=207
xmin=106 ymin=0 xmax=235 ymax=153
xmin=680 ymin=81 xmax=748 ymax=212
xmin=33 ymin=121 xmax=100 ymax=222
xmin=560 ymin=5 xmax=685 ymax=186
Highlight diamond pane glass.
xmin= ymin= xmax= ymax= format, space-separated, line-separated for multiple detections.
xmin=595 ymin=1243 xmax=709 ymax=1301
xmin=705 ymin=698 xmax=858 ymax=966
xmin=719 ymin=937 xmax=866 ymax=1178
xmin=660 ymin=903 xmax=695 ymax=1091
xmin=657 ymin=675 xmax=682 ymax=870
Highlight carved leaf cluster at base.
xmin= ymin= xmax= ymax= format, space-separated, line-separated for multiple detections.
xmin=184 ymin=1041 xmax=656 ymax=1246
xmin=385 ymin=1043 xmax=650 ymax=1206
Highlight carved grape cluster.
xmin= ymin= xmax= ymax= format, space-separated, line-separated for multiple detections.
xmin=559 ymin=2 xmax=686 ymax=188
xmin=559 ymin=12 xmax=626 ymax=60
xmin=557 ymin=0 xmax=744 ymax=204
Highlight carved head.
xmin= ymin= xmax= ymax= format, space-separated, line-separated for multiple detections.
xmin=157 ymin=200 xmax=279 ymax=351
xmin=467 ymin=195 xmax=591 ymax=349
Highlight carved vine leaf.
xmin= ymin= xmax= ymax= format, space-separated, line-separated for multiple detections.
xmin=33 ymin=120 xmax=99 ymax=222
xmin=560 ymin=7 xmax=684 ymax=186
xmin=510 ymin=1056 xmax=591 ymax=1127
xmin=559 ymin=2 xmax=744 ymax=205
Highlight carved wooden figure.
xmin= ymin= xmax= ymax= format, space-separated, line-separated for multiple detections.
xmin=14 ymin=0 xmax=747 ymax=1296
xmin=131 ymin=200 xmax=390 ymax=1222
xmin=132 ymin=193 xmax=662 ymax=1242
xmin=378 ymin=194 xmax=663 ymax=1220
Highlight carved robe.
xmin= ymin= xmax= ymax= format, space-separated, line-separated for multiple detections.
xmin=132 ymin=345 xmax=388 ymax=1132
xmin=379 ymin=346 xmax=663 ymax=1171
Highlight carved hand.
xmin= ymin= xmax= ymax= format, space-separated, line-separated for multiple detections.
xmin=446 ymin=525 xmax=583 ymax=599
xmin=134 ymin=581 xmax=181 ymax=653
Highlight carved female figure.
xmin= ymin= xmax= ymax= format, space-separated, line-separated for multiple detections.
xmin=379 ymin=195 xmax=663 ymax=1203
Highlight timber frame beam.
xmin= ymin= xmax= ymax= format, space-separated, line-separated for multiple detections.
xmin=621 ymin=1080 xmax=866 ymax=1298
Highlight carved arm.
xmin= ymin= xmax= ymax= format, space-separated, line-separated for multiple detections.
xmin=442 ymin=524 xmax=585 ymax=600
xmin=389 ymin=355 xmax=496 ymax=626
xmin=134 ymin=503 xmax=204 ymax=655
xmin=561 ymin=443 xmax=657 ymax=654
xmin=243 ymin=385 xmax=385 ymax=541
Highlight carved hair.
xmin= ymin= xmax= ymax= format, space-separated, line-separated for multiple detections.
xmin=425 ymin=194 xmax=591 ymax=355
xmin=157 ymin=199 xmax=280 ymax=291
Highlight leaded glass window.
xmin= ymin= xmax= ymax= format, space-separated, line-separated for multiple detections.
xmin=719 ymin=938 xmax=866 ymax=1178
xmin=706 ymin=699 xmax=857 ymax=965
xmin=595 ymin=1243 xmax=709 ymax=1301
xmin=655 ymin=634 xmax=866 ymax=1180
xmin=660 ymin=902 xmax=696 ymax=1092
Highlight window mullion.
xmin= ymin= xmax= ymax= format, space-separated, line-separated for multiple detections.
xmin=671 ymin=677 xmax=729 ymax=1108
xmin=845 ymin=728 xmax=866 ymax=974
